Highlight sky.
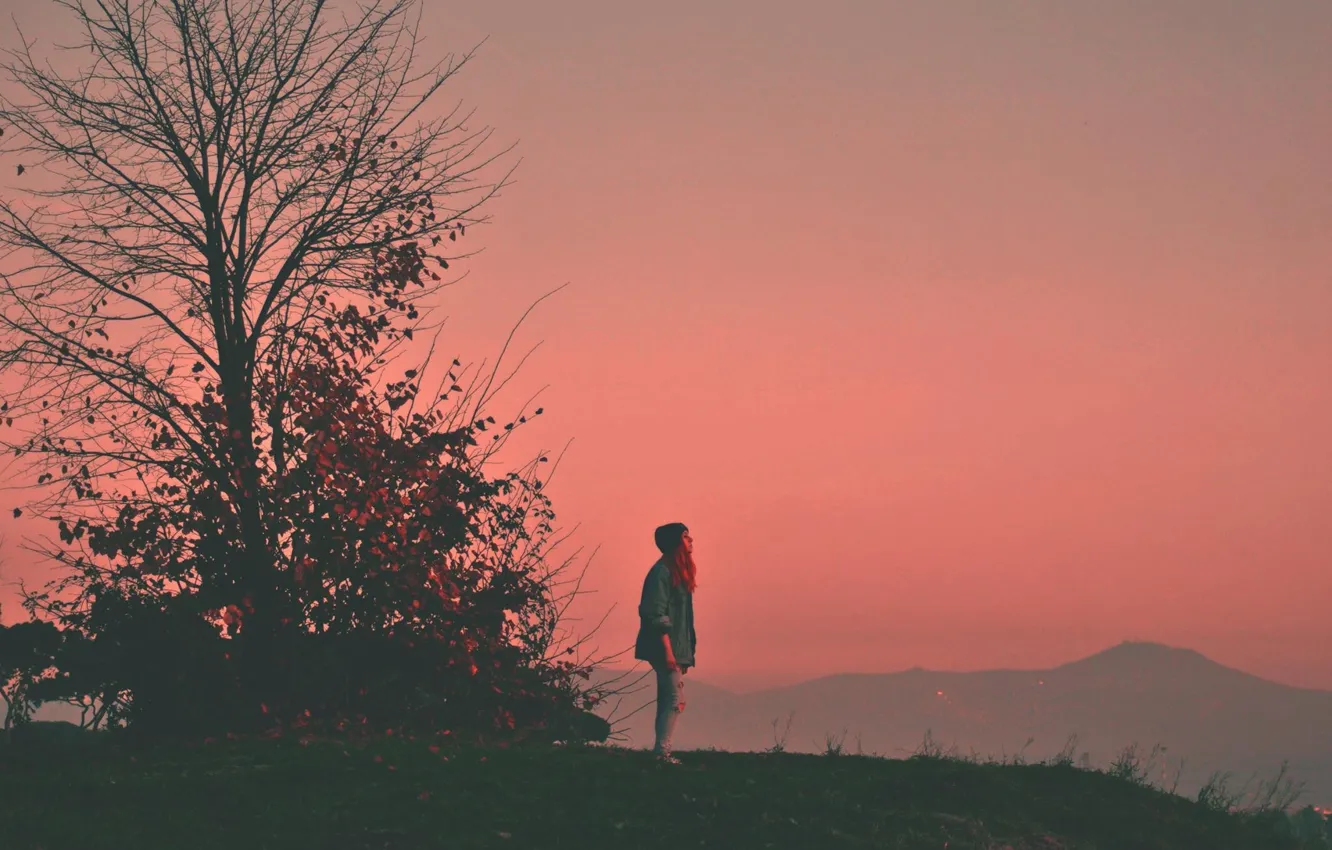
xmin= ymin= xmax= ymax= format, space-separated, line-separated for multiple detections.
xmin=1 ymin=0 xmax=1329 ymax=691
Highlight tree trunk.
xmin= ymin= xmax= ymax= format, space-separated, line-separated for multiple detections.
xmin=220 ymin=364 xmax=288 ymax=714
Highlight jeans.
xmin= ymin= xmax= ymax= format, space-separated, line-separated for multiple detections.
xmin=652 ymin=663 xmax=685 ymax=755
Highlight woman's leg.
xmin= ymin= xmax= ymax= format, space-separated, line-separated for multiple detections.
xmin=652 ymin=663 xmax=684 ymax=756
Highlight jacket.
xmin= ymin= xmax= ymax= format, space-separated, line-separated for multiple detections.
xmin=633 ymin=557 xmax=696 ymax=667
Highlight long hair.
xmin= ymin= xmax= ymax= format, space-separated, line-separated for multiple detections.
xmin=669 ymin=545 xmax=698 ymax=594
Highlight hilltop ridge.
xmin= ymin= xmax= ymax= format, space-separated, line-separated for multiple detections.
xmin=2 ymin=734 xmax=1321 ymax=849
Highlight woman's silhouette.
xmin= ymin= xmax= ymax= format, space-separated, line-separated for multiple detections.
xmin=634 ymin=522 xmax=698 ymax=764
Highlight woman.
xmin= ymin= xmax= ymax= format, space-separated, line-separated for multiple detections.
xmin=634 ymin=522 xmax=698 ymax=764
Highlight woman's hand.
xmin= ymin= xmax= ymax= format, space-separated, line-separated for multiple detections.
xmin=661 ymin=634 xmax=679 ymax=673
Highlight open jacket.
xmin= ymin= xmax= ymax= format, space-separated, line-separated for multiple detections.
xmin=633 ymin=557 xmax=696 ymax=668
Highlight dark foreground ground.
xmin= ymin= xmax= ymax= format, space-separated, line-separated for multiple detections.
xmin=1 ymin=731 xmax=1326 ymax=850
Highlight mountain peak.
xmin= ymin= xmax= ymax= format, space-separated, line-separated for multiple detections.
xmin=1056 ymin=640 xmax=1216 ymax=672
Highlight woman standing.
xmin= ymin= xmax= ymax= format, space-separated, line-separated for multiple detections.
xmin=634 ymin=522 xmax=698 ymax=764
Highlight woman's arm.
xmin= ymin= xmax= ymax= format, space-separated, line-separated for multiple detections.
xmin=640 ymin=566 xmax=677 ymax=669
xmin=660 ymin=633 xmax=678 ymax=671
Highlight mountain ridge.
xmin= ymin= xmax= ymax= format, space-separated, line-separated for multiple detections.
xmin=618 ymin=640 xmax=1330 ymax=697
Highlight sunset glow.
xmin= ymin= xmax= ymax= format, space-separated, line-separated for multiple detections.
xmin=1 ymin=0 xmax=1329 ymax=696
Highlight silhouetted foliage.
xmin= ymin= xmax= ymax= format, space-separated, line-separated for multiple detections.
xmin=0 ymin=0 xmax=603 ymax=741
xmin=0 ymin=619 xmax=62 ymax=732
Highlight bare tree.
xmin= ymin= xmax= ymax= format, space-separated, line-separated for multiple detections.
xmin=0 ymin=0 xmax=509 ymax=637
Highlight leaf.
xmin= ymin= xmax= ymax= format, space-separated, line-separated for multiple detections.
xmin=16 ymin=165 xmax=25 ymax=176
xmin=11 ymin=508 xmax=20 ymax=518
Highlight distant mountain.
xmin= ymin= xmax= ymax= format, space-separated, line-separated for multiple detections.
xmin=591 ymin=641 xmax=1332 ymax=807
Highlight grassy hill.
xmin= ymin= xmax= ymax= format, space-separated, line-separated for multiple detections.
xmin=2 ymin=729 xmax=1328 ymax=850
xmin=590 ymin=642 xmax=1332 ymax=804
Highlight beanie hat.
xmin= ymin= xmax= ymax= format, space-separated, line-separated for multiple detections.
xmin=653 ymin=522 xmax=688 ymax=554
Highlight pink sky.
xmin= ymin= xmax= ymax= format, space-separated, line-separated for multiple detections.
xmin=2 ymin=0 xmax=1330 ymax=690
